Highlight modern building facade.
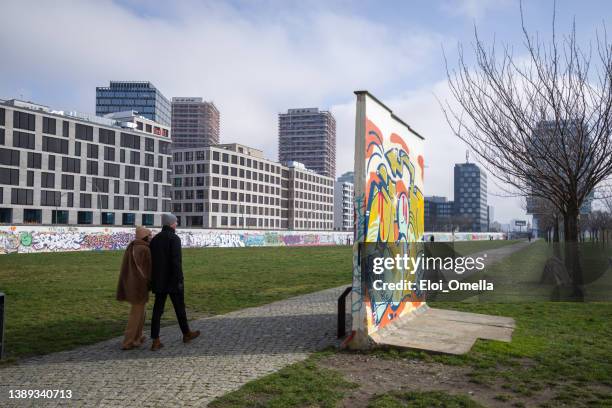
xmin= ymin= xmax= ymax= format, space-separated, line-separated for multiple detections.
xmin=278 ymin=108 xmax=336 ymax=177
xmin=96 ymin=81 xmax=171 ymax=126
xmin=171 ymin=144 xmax=334 ymax=230
xmin=424 ymin=196 xmax=454 ymax=231
xmin=171 ymin=97 xmax=220 ymax=149
xmin=454 ymin=162 xmax=488 ymax=232
xmin=334 ymin=181 xmax=353 ymax=231
xmin=0 ymin=99 xmax=172 ymax=226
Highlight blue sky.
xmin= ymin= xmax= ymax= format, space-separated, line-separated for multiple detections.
xmin=1 ymin=0 xmax=610 ymax=223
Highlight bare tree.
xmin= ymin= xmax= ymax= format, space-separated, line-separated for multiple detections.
xmin=442 ymin=4 xmax=612 ymax=243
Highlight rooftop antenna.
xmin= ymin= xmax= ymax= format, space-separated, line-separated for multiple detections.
xmin=466 ymin=150 xmax=469 ymax=163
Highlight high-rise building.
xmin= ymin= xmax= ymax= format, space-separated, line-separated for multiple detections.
xmin=424 ymin=196 xmax=454 ymax=231
xmin=171 ymin=97 xmax=220 ymax=149
xmin=454 ymin=162 xmax=488 ymax=232
xmin=0 ymin=99 xmax=172 ymax=226
xmin=170 ymin=144 xmax=334 ymax=230
xmin=96 ymin=81 xmax=171 ymax=126
xmin=278 ymin=108 xmax=336 ymax=177
xmin=337 ymin=171 xmax=354 ymax=184
xmin=334 ymin=181 xmax=353 ymax=231
xmin=487 ymin=205 xmax=494 ymax=230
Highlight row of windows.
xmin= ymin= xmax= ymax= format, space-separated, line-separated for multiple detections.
xmin=4 ymin=109 xmax=170 ymax=154
xmin=0 ymin=208 xmax=158 ymax=226
xmin=8 ymin=187 xmax=160 ymax=211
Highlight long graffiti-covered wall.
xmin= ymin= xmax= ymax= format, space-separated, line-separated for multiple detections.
xmin=0 ymin=226 xmax=353 ymax=255
xmin=351 ymin=91 xmax=426 ymax=345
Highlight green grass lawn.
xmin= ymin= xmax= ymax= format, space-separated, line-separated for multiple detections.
xmin=0 ymin=246 xmax=353 ymax=360
xmin=210 ymin=241 xmax=612 ymax=408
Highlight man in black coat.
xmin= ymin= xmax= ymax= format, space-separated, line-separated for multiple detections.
xmin=149 ymin=213 xmax=200 ymax=350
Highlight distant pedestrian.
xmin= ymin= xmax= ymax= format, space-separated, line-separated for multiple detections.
xmin=149 ymin=214 xmax=200 ymax=351
xmin=117 ymin=226 xmax=152 ymax=350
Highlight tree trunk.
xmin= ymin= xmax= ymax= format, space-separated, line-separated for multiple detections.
xmin=553 ymin=216 xmax=560 ymax=242
xmin=564 ymin=208 xmax=579 ymax=243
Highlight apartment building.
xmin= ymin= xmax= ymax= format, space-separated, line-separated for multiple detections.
xmin=171 ymin=97 xmax=220 ymax=149
xmin=0 ymin=99 xmax=172 ymax=226
xmin=171 ymin=144 xmax=334 ymax=230
xmin=333 ymin=180 xmax=353 ymax=231
xmin=278 ymin=108 xmax=336 ymax=177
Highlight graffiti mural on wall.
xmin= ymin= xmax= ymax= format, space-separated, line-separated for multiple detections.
xmin=0 ymin=226 xmax=352 ymax=255
xmin=351 ymin=91 xmax=427 ymax=345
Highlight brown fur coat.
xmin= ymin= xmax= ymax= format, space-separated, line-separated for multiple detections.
xmin=116 ymin=239 xmax=151 ymax=304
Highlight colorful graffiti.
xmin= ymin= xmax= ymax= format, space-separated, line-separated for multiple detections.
xmin=0 ymin=226 xmax=352 ymax=255
xmin=351 ymin=91 xmax=427 ymax=346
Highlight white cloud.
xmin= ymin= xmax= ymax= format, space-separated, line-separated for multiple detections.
xmin=0 ymin=0 xmax=441 ymax=157
xmin=0 ymin=0 xmax=525 ymax=223
xmin=331 ymin=80 xmax=526 ymax=224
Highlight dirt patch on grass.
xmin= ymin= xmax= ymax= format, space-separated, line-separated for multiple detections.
xmin=318 ymin=352 xmax=557 ymax=408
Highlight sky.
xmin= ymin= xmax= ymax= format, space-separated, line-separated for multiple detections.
xmin=1 ymin=0 xmax=611 ymax=224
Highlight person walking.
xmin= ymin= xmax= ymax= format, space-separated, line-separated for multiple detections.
xmin=149 ymin=214 xmax=200 ymax=350
xmin=117 ymin=226 xmax=152 ymax=350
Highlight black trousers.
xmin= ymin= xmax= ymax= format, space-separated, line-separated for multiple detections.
xmin=151 ymin=291 xmax=190 ymax=339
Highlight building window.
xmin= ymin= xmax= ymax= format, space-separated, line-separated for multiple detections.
xmin=42 ymin=136 xmax=68 ymax=154
xmin=43 ymin=117 xmax=56 ymax=134
xmin=122 ymin=212 xmax=135 ymax=225
xmin=74 ymin=141 xmax=81 ymax=156
xmin=104 ymin=163 xmax=120 ymax=178
xmin=0 ymin=108 xmax=4 ymax=126
xmin=125 ymin=181 xmax=140 ymax=195
xmin=87 ymin=144 xmax=99 ymax=159
xmin=80 ymin=193 xmax=92 ymax=208
xmin=142 ymin=213 xmax=154 ymax=226
xmin=130 ymin=151 xmax=140 ymax=165
xmin=52 ymin=210 xmax=69 ymax=224
xmin=27 ymin=152 xmax=41 ymax=169
xmin=0 ymin=148 xmax=20 ymax=166
xmin=41 ymin=172 xmax=55 ymax=188
xmin=13 ymin=131 xmax=35 ymax=149
xmin=0 ymin=167 xmax=19 ymax=185
xmin=101 ymin=212 xmax=115 ymax=225
xmin=129 ymin=197 xmax=139 ymax=210
xmin=23 ymin=209 xmax=42 ymax=224
xmin=48 ymin=155 xmax=55 ymax=170
xmin=120 ymin=132 xmax=140 ymax=149
xmin=114 ymin=196 xmax=124 ymax=210
xmin=145 ymin=138 xmax=154 ymax=152
xmin=27 ymin=171 xmax=34 ymax=186
xmin=62 ymin=121 xmax=69 ymax=137
xmin=77 ymin=211 xmax=93 ymax=224
xmin=104 ymin=146 xmax=115 ymax=161
xmin=61 ymin=174 xmax=74 ymax=190
xmin=145 ymin=198 xmax=157 ymax=211
xmin=125 ymin=166 xmax=135 ymax=180
xmin=86 ymin=160 xmax=98 ymax=175
xmin=140 ymin=167 xmax=149 ymax=181
xmin=0 ymin=208 xmax=13 ymax=223
xmin=75 ymin=124 xmax=93 ymax=141
xmin=99 ymin=128 xmax=116 ymax=145
xmin=13 ymin=111 xmax=35 ymax=131
xmin=41 ymin=190 xmax=61 ymax=206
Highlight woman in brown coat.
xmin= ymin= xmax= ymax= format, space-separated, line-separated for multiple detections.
xmin=117 ymin=226 xmax=152 ymax=350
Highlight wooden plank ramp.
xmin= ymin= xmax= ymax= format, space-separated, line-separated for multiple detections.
xmin=369 ymin=307 xmax=515 ymax=355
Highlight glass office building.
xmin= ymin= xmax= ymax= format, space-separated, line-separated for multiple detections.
xmin=96 ymin=81 xmax=171 ymax=126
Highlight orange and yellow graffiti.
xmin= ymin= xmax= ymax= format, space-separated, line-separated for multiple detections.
xmin=362 ymin=118 xmax=425 ymax=331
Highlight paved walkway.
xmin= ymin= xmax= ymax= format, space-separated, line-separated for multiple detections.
xmin=0 ymin=286 xmax=349 ymax=407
